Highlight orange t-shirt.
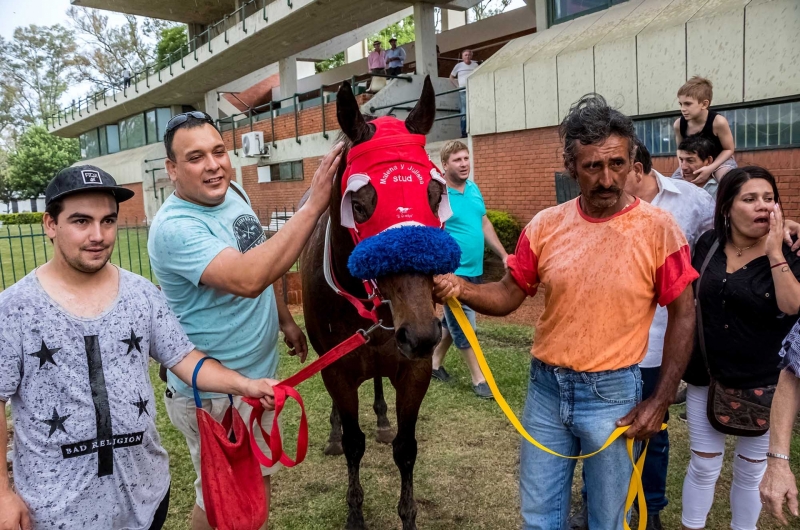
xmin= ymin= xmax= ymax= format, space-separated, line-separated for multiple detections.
xmin=507 ymin=197 xmax=698 ymax=372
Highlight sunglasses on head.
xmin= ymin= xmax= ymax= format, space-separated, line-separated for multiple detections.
xmin=165 ymin=111 xmax=215 ymax=134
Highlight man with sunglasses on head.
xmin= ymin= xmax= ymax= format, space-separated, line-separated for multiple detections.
xmin=148 ymin=111 xmax=343 ymax=530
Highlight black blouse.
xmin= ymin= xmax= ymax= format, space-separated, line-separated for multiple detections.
xmin=683 ymin=230 xmax=800 ymax=388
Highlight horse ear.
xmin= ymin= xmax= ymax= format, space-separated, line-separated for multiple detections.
xmin=337 ymin=81 xmax=371 ymax=143
xmin=405 ymin=76 xmax=436 ymax=135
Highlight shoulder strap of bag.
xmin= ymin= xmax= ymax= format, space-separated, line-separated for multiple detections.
xmin=228 ymin=180 xmax=250 ymax=206
xmin=695 ymin=239 xmax=720 ymax=374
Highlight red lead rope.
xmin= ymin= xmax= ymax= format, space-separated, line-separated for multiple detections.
xmin=242 ymin=331 xmax=368 ymax=468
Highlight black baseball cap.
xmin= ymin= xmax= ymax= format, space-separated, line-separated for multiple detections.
xmin=45 ymin=165 xmax=135 ymax=206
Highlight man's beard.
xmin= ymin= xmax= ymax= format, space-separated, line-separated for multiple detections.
xmin=61 ymin=246 xmax=113 ymax=273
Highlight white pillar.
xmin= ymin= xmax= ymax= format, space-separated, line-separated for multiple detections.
xmin=441 ymin=9 xmax=465 ymax=31
xmin=345 ymin=41 xmax=365 ymax=64
xmin=413 ymin=2 xmax=437 ymax=76
xmin=526 ymin=0 xmax=549 ymax=31
xmin=279 ymin=56 xmax=298 ymax=99
xmin=204 ymin=91 xmax=220 ymax=120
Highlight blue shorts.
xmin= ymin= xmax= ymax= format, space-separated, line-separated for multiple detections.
xmin=442 ymin=275 xmax=481 ymax=349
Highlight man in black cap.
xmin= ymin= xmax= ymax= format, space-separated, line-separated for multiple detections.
xmin=0 ymin=166 xmax=279 ymax=530
xmin=385 ymin=36 xmax=406 ymax=76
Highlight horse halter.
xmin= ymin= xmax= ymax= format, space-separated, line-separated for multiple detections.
xmin=323 ymin=116 xmax=459 ymax=326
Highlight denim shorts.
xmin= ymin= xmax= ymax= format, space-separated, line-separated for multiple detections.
xmin=442 ymin=275 xmax=481 ymax=349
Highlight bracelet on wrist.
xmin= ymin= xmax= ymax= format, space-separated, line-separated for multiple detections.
xmin=771 ymin=261 xmax=788 ymax=270
xmin=767 ymin=452 xmax=790 ymax=461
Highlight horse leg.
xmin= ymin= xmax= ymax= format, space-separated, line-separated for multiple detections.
xmin=324 ymin=402 xmax=344 ymax=456
xmin=335 ymin=387 xmax=367 ymax=530
xmin=392 ymin=366 xmax=430 ymax=530
xmin=373 ymin=375 xmax=395 ymax=444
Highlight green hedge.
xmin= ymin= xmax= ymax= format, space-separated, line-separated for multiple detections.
xmin=486 ymin=209 xmax=521 ymax=255
xmin=0 ymin=212 xmax=44 ymax=225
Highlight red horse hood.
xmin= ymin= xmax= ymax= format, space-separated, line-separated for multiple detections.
xmin=340 ymin=116 xmax=452 ymax=240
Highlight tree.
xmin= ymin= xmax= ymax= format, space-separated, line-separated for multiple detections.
xmin=7 ymin=126 xmax=80 ymax=199
xmin=315 ymin=52 xmax=346 ymax=74
xmin=68 ymin=7 xmax=179 ymax=91
xmin=370 ymin=15 xmax=416 ymax=48
xmin=469 ymin=0 xmax=513 ymax=21
xmin=0 ymin=150 xmax=13 ymax=213
xmin=155 ymin=26 xmax=189 ymax=70
xmin=0 ymin=25 xmax=79 ymax=133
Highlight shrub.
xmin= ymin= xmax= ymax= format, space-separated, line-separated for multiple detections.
xmin=0 ymin=212 xmax=44 ymax=225
xmin=486 ymin=209 xmax=520 ymax=255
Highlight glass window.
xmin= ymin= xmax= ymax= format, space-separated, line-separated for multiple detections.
xmin=127 ymin=113 xmax=146 ymax=149
xmin=550 ymin=0 xmax=624 ymax=24
xmin=106 ymin=124 xmax=120 ymax=154
xmin=83 ymin=128 xmax=100 ymax=159
xmin=99 ymin=126 xmax=108 ymax=156
xmin=269 ymin=161 xmax=304 ymax=182
xmin=145 ymin=110 xmax=157 ymax=144
xmin=156 ymin=108 xmax=172 ymax=141
xmin=119 ymin=118 xmax=129 ymax=151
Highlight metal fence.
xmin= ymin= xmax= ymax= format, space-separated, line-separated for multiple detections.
xmin=0 ymin=206 xmax=298 ymax=290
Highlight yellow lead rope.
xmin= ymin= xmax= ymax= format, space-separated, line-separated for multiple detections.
xmin=446 ymin=298 xmax=665 ymax=530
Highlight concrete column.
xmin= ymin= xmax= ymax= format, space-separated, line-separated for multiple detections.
xmin=279 ymin=56 xmax=298 ymax=100
xmin=441 ymin=9 xmax=466 ymax=31
xmin=413 ymin=2 xmax=437 ymax=76
xmin=525 ymin=0 xmax=549 ymax=31
xmin=203 ymin=92 xmax=220 ymax=120
xmin=345 ymin=41 xmax=365 ymax=64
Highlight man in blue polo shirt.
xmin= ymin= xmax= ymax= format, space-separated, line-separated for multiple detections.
xmin=432 ymin=140 xmax=508 ymax=398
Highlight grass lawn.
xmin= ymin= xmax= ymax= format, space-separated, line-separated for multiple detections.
xmin=150 ymin=316 xmax=800 ymax=530
xmin=0 ymin=223 xmax=155 ymax=288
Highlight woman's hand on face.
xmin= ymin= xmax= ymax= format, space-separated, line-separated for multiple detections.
xmin=766 ymin=203 xmax=786 ymax=261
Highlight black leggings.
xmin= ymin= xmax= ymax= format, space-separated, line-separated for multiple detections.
xmin=148 ymin=487 xmax=171 ymax=530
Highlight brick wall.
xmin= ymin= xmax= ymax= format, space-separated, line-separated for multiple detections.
xmin=472 ymin=127 xmax=800 ymax=223
xmin=118 ymin=183 xmax=146 ymax=224
xmin=240 ymin=164 xmax=309 ymax=222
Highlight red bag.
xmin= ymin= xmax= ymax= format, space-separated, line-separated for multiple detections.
xmin=193 ymin=358 xmax=267 ymax=530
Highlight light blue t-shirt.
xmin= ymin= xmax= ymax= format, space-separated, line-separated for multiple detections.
xmin=148 ymin=183 xmax=279 ymax=399
xmin=445 ymin=180 xmax=486 ymax=277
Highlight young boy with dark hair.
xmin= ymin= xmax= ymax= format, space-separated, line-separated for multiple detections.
xmin=672 ymin=76 xmax=736 ymax=195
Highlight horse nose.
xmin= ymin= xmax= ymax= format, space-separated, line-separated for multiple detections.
xmin=395 ymin=318 xmax=442 ymax=358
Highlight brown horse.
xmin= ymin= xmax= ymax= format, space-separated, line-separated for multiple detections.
xmin=300 ymin=77 xmax=444 ymax=530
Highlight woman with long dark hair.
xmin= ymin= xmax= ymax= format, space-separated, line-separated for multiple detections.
xmin=682 ymin=166 xmax=800 ymax=530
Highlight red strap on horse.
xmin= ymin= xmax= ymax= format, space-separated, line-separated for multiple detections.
xmin=243 ymin=331 xmax=368 ymax=468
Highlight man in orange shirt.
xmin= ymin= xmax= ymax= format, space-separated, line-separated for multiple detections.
xmin=434 ymin=94 xmax=697 ymax=530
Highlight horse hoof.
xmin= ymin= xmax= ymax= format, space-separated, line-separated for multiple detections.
xmin=375 ymin=427 xmax=395 ymax=444
xmin=324 ymin=441 xmax=344 ymax=456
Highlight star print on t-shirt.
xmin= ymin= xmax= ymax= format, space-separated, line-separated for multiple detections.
xmin=28 ymin=340 xmax=60 ymax=368
xmin=43 ymin=408 xmax=70 ymax=438
xmin=121 ymin=328 xmax=143 ymax=354
xmin=131 ymin=395 xmax=149 ymax=417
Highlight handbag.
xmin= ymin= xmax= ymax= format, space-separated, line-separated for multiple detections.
xmin=695 ymin=239 xmax=775 ymax=437
xmin=193 ymin=357 xmax=267 ymax=530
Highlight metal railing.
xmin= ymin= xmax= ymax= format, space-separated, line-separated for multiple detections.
xmin=369 ymin=86 xmax=465 ymax=122
xmin=46 ymin=0 xmax=297 ymax=130
xmin=215 ymin=72 xmax=413 ymax=149
xmin=0 ymin=204 xmax=300 ymax=290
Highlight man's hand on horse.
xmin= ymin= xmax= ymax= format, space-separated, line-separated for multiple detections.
xmin=282 ymin=321 xmax=309 ymax=363
xmin=306 ymin=142 xmax=345 ymax=215
xmin=616 ymin=396 xmax=669 ymax=440
xmin=244 ymin=378 xmax=280 ymax=411
xmin=433 ymin=273 xmax=463 ymax=304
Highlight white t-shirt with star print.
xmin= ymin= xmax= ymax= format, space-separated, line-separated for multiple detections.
xmin=0 ymin=268 xmax=194 ymax=530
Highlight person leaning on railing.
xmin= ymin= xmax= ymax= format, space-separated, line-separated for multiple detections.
xmin=759 ymin=326 xmax=800 ymax=527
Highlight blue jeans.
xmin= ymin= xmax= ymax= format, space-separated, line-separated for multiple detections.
xmin=580 ymin=366 xmax=670 ymax=514
xmin=442 ymin=275 xmax=481 ymax=349
xmin=459 ymin=90 xmax=467 ymax=137
xmin=520 ymin=360 xmax=642 ymax=530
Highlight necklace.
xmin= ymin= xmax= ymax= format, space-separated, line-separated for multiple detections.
xmin=731 ymin=236 xmax=763 ymax=257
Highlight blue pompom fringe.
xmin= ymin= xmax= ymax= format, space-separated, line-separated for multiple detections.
xmin=348 ymin=225 xmax=462 ymax=279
